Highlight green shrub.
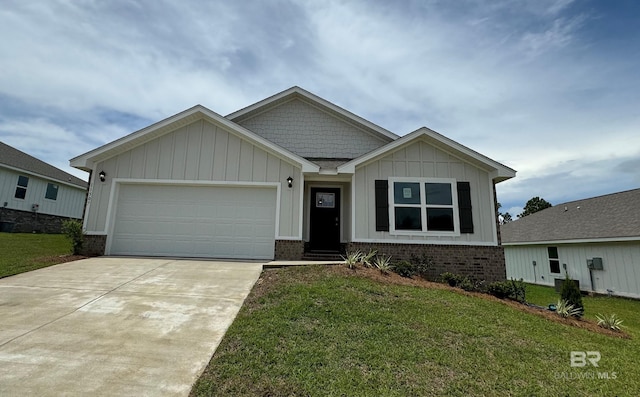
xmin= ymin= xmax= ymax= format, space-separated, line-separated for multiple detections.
xmin=409 ymin=253 xmax=433 ymax=279
xmin=458 ymin=277 xmax=476 ymax=291
xmin=61 ymin=219 xmax=83 ymax=255
xmin=487 ymin=278 xmax=526 ymax=302
xmin=560 ymin=273 xmax=584 ymax=317
xmin=440 ymin=272 xmax=464 ymax=287
xmin=487 ymin=281 xmax=511 ymax=299
xmin=393 ymin=260 xmax=415 ymax=278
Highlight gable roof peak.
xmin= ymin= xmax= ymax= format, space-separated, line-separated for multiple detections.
xmin=226 ymin=86 xmax=399 ymax=142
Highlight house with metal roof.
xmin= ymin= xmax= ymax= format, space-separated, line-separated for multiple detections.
xmin=0 ymin=141 xmax=87 ymax=233
xmin=501 ymin=188 xmax=640 ymax=299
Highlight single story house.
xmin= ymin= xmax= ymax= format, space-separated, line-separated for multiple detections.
xmin=0 ymin=141 xmax=87 ymax=233
xmin=502 ymin=188 xmax=640 ymax=299
xmin=71 ymin=87 xmax=515 ymax=281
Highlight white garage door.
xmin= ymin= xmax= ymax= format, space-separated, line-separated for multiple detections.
xmin=110 ymin=184 xmax=277 ymax=259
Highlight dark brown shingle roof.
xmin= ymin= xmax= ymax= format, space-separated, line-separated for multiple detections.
xmin=0 ymin=141 xmax=87 ymax=188
xmin=501 ymin=188 xmax=640 ymax=243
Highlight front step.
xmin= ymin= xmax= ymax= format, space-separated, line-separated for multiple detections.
xmin=301 ymin=251 xmax=344 ymax=261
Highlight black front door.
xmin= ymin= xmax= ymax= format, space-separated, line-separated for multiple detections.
xmin=310 ymin=188 xmax=340 ymax=251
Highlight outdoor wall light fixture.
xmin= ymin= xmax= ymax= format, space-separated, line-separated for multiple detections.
xmin=99 ymin=171 xmax=106 ymax=182
xmin=287 ymin=176 xmax=293 ymax=188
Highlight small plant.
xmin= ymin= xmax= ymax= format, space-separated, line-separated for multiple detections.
xmin=361 ymin=249 xmax=377 ymax=268
xmin=560 ymin=273 xmax=584 ymax=317
xmin=486 ymin=278 xmax=526 ymax=302
xmin=487 ymin=280 xmax=511 ymax=299
xmin=373 ymin=255 xmax=393 ymax=274
xmin=440 ymin=272 xmax=463 ymax=287
xmin=409 ymin=253 xmax=433 ymax=279
xmin=393 ymin=260 xmax=415 ymax=278
xmin=342 ymin=250 xmax=363 ymax=269
xmin=555 ymin=299 xmax=582 ymax=318
xmin=61 ymin=219 xmax=83 ymax=255
xmin=509 ymin=278 xmax=526 ymax=302
xmin=458 ymin=276 xmax=476 ymax=292
xmin=595 ymin=313 xmax=624 ymax=332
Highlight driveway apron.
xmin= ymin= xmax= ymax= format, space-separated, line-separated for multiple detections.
xmin=0 ymin=257 xmax=263 ymax=396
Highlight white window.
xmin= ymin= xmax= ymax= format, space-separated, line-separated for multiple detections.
xmin=389 ymin=177 xmax=459 ymax=235
xmin=45 ymin=183 xmax=59 ymax=200
xmin=15 ymin=175 xmax=29 ymax=199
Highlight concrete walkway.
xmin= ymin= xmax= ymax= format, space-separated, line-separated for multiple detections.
xmin=0 ymin=257 xmax=263 ymax=396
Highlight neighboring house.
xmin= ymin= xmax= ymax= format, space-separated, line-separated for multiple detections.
xmin=0 ymin=141 xmax=87 ymax=233
xmin=502 ymin=189 xmax=640 ymax=299
xmin=70 ymin=87 xmax=515 ymax=281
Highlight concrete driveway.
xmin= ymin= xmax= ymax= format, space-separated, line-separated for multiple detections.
xmin=0 ymin=257 xmax=263 ymax=396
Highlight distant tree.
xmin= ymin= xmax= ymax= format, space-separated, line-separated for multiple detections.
xmin=496 ymin=203 xmax=513 ymax=225
xmin=518 ymin=197 xmax=552 ymax=218
xmin=502 ymin=212 xmax=513 ymax=223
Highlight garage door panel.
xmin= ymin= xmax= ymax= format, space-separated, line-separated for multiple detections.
xmin=111 ymin=184 xmax=277 ymax=259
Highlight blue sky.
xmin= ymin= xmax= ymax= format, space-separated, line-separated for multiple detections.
xmin=1 ymin=0 xmax=638 ymax=216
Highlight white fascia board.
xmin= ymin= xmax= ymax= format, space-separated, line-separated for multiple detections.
xmin=338 ymin=127 xmax=516 ymax=181
xmin=503 ymin=236 xmax=640 ymax=246
xmin=70 ymin=105 xmax=319 ymax=174
xmin=70 ymin=106 xmax=205 ymax=170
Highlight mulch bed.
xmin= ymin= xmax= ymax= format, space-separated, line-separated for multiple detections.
xmin=328 ymin=264 xmax=631 ymax=339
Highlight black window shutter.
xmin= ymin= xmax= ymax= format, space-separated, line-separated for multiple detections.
xmin=457 ymin=181 xmax=474 ymax=233
xmin=375 ymin=180 xmax=389 ymax=231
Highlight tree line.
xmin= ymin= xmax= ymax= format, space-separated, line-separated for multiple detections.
xmin=498 ymin=196 xmax=552 ymax=224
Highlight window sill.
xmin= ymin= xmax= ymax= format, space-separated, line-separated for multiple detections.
xmin=390 ymin=230 xmax=461 ymax=237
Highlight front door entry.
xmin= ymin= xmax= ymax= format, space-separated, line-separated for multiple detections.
xmin=309 ymin=188 xmax=341 ymax=251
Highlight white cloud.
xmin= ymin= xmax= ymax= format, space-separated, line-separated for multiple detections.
xmin=0 ymin=0 xmax=638 ymax=207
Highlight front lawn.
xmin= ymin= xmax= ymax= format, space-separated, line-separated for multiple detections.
xmin=0 ymin=233 xmax=74 ymax=278
xmin=192 ymin=265 xmax=640 ymax=396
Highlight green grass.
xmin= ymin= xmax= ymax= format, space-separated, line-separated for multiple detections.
xmin=0 ymin=233 xmax=71 ymax=278
xmin=526 ymin=283 xmax=640 ymax=337
xmin=192 ymin=266 xmax=640 ymax=396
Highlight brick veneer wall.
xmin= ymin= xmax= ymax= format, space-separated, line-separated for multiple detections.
xmin=0 ymin=207 xmax=80 ymax=234
xmin=347 ymin=242 xmax=506 ymax=283
xmin=82 ymin=234 xmax=107 ymax=257
xmin=274 ymin=240 xmax=305 ymax=260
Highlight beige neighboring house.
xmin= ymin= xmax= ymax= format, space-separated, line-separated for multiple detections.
xmin=70 ymin=87 xmax=515 ymax=281
xmin=502 ymin=189 xmax=640 ymax=299
xmin=0 ymin=141 xmax=87 ymax=233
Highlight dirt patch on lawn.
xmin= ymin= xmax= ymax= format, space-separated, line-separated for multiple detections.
xmin=283 ymin=264 xmax=631 ymax=339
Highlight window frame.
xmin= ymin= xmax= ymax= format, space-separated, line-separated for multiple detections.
xmin=548 ymin=246 xmax=561 ymax=274
xmin=45 ymin=183 xmax=59 ymax=201
xmin=14 ymin=175 xmax=29 ymax=200
xmin=388 ymin=177 xmax=460 ymax=236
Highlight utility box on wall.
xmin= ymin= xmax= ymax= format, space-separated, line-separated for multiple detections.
xmin=587 ymin=257 xmax=604 ymax=270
